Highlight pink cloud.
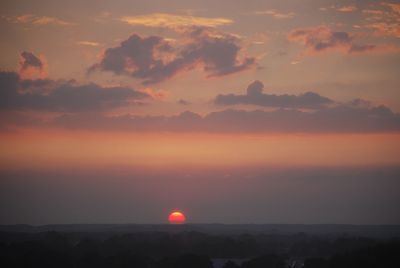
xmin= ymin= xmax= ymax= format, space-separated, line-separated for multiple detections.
xmin=288 ymin=25 xmax=398 ymax=55
xmin=362 ymin=2 xmax=400 ymax=38
xmin=18 ymin=51 xmax=48 ymax=79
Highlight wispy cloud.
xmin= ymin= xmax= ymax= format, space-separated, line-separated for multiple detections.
xmin=362 ymin=2 xmax=400 ymax=38
xmin=253 ymin=9 xmax=295 ymax=19
xmin=336 ymin=5 xmax=357 ymax=13
xmin=77 ymin=41 xmax=100 ymax=47
xmin=13 ymin=14 xmax=75 ymax=26
xmin=120 ymin=13 xmax=233 ymax=28
xmin=320 ymin=5 xmax=358 ymax=13
xmin=382 ymin=2 xmax=400 ymax=14
xmin=366 ymin=22 xmax=400 ymax=38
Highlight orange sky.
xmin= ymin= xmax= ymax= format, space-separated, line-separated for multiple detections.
xmin=1 ymin=129 xmax=399 ymax=169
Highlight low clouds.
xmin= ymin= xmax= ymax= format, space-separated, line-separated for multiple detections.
xmin=215 ymin=80 xmax=334 ymax=109
xmin=44 ymin=103 xmax=400 ymax=133
xmin=2 ymin=74 xmax=399 ymax=133
xmin=89 ymin=28 xmax=256 ymax=84
xmin=120 ymin=13 xmax=233 ymax=28
xmin=2 ymin=70 xmax=399 ymax=133
xmin=0 ymin=71 xmax=149 ymax=112
xmin=288 ymin=25 xmax=390 ymax=54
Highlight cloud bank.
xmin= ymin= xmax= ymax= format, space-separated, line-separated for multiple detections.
xmin=1 ymin=74 xmax=399 ymax=133
xmin=4 ymin=102 xmax=399 ymax=134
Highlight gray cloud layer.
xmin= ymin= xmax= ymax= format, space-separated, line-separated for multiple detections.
xmin=66 ymin=106 xmax=399 ymax=132
xmin=89 ymin=28 xmax=256 ymax=84
xmin=7 ymin=104 xmax=395 ymax=133
xmin=0 ymin=71 xmax=149 ymax=112
xmin=215 ymin=80 xmax=334 ymax=109
xmin=1 ymin=72 xmax=399 ymax=133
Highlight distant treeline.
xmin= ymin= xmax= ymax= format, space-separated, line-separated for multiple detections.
xmin=2 ymin=224 xmax=400 ymax=238
xmin=0 ymin=231 xmax=399 ymax=267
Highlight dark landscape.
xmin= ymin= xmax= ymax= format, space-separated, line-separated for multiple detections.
xmin=1 ymin=224 xmax=400 ymax=267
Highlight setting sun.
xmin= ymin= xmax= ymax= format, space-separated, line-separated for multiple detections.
xmin=168 ymin=211 xmax=186 ymax=224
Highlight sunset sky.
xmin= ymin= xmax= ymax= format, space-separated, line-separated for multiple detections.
xmin=1 ymin=0 xmax=400 ymax=225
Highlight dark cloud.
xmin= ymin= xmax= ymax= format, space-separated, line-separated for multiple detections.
xmin=178 ymin=99 xmax=191 ymax=105
xmin=288 ymin=26 xmax=383 ymax=54
xmin=0 ymin=71 xmax=149 ymax=112
xmin=39 ymin=103 xmax=400 ymax=133
xmin=89 ymin=28 xmax=256 ymax=84
xmin=184 ymin=28 xmax=255 ymax=77
xmin=215 ymin=80 xmax=334 ymax=109
xmin=88 ymin=34 xmax=172 ymax=78
xmin=348 ymin=44 xmax=378 ymax=53
xmin=19 ymin=51 xmax=43 ymax=72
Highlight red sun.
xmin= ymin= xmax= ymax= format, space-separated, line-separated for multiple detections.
xmin=168 ymin=211 xmax=186 ymax=224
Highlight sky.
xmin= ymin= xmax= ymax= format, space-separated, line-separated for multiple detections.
xmin=0 ymin=0 xmax=400 ymax=225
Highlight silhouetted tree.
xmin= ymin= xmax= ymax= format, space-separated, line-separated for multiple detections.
xmin=175 ymin=254 xmax=213 ymax=268
xmin=303 ymin=257 xmax=328 ymax=268
xmin=222 ymin=260 xmax=241 ymax=268
xmin=241 ymin=254 xmax=285 ymax=268
xmin=304 ymin=241 xmax=400 ymax=268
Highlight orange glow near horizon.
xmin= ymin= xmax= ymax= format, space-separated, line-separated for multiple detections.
xmin=168 ymin=211 xmax=186 ymax=224
xmin=0 ymin=129 xmax=400 ymax=169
